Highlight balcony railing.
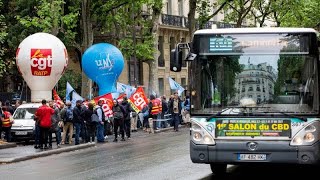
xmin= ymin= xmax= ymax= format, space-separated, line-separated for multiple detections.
xmin=161 ymin=14 xmax=249 ymax=29
xmin=161 ymin=14 xmax=184 ymax=27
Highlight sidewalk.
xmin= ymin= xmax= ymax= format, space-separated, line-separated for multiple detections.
xmin=0 ymin=142 xmax=96 ymax=164
xmin=0 ymin=125 xmax=186 ymax=164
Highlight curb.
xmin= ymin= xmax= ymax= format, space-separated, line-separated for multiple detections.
xmin=154 ymin=124 xmax=187 ymax=133
xmin=0 ymin=143 xmax=17 ymax=150
xmin=0 ymin=142 xmax=96 ymax=164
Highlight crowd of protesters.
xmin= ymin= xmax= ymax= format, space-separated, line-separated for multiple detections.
xmin=0 ymin=92 xmax=190 ymax=149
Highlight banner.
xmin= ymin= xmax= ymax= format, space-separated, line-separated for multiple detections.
xmin=94 ymin=93 xmax=114 ymax=118
xmin=53 ymin=89 xmax=64 ymax=108
xmin=129 ymin=87 xmax=149 ymax=113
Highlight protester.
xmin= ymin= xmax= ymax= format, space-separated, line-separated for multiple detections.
xmin=168 ymin=92 xmax=182 ymax=132
xmin=73 ymin=100 xmax=84 ymax=145
xmin=35 ymin=100 xmax=54 ymax=149
xmin=112 ymin=99 xmax=125 ymax=142
xmin=1 ymin=106 xmax=13 ymax=142
xmin=161 ymin=96 xmax=168 ymax=128
xmin=121 ymin=96 xmax=134 ymax=139
xmin=96 ymin=100 xmax=106 ymax=143
xmin=182 ymin=95 xmax=191 ymax=126
xmin=148 ymin=95 xmax=161 ymax=133
xmin=61 ymin=101 xmax=73 ymax=145
xmin=81 ymin=102 xmax=96 ymax=143
xmin=48 ymin=102 xmax=62 ymax=148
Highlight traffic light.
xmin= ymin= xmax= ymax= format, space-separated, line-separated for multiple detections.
xmin=170 ymin=48 xmax=182 ymax=72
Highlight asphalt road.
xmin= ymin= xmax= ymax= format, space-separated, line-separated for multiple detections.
xmin=0 ymin=127 xmax=318 ymax=180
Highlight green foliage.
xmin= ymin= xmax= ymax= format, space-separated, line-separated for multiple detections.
xmin=196 ymin=0 xmax=213 ymax=28
xmin=280 ymin=0 xmax=320 ymax=28
xmin=16 ymin=0 xmax=80 ymax=46
xmin=0 ymin=0 xmax=8 ymax=77
xmin=56 ymin=68 xmax=81 ymax=98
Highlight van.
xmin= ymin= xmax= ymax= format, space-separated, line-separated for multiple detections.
xmin=11 ymin=103 xmax=41 ymax=142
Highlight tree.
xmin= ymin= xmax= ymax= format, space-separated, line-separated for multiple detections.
xmin=251 ymin=0 xmax=273 ymax=27
xmin=223 ymin=0 xmax=255 ymax=27
xmin=0 ymin=0 xmax=8 ymax=77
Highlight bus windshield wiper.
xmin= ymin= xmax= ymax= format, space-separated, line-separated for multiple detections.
xmin=274 ymin=112 xmax=308 ymax=122
xmin=205 ymin=106 xmax=271 ymax=121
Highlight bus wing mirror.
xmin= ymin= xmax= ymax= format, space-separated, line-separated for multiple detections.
xmin=170 ymin=48 xmax=182 ymax=72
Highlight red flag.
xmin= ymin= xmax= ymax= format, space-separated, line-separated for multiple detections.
xmin=53 ymin=89 xmax=64 ymax=108
xmin=129 ymin=87 xmax=148 ymax=112
xmin=94 ymin=93 xmax=114 ymax=118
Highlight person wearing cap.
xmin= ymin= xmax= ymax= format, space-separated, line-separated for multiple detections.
xmin=73 ymin=100 xmax=84 ymax=145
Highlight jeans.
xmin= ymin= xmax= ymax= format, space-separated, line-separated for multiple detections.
xmin=172 ymin=113 xmax=180 ymax=131
xmin=156 ymin=114 xmax=161 ymax=129
xmin=40 ymin=127 xmax=49 ymax=147
xmin=124 ymin=120 xmax=131 ymax=138
xmin=2 ymin=127 xmax=11 ymax=142
xmin=49 ymin=128 xmax=62 ymax=146
xmin=34 ymin=124 xmax=40 ymax=146
xmin=74 ymin=122 xmax=81 ymax=145
xmin=96 ymin=122 xmax=105 ymax=142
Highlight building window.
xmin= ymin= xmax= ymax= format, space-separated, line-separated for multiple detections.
xmin=158 ymin=78 xmax=164 ymax=96
xmin=167 ymin=0 xmax=172 ymax=15
xmin=256 ymin=86 xmax=261 ymax=91
xmin=158 ymin=36 xmax=164 ymax=67
xmin=181 ymin=77 xmax=186 ymax=88
xmin=178 ymin=0 xmax=184 ymax=16
xmin=248 ymin=86 xmax=253 ymax=91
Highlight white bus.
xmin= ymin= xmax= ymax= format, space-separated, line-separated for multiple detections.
xmin=170 ymin=28 xmax=320 ymax=175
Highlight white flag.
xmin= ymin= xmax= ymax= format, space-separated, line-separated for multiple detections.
xmin=168 ymin=77 xmax=185 ymax=95
xmin=66 ymin=82 xmax=75 ymax=101
xmin=71 ymin=91 xmax=84 ymax=108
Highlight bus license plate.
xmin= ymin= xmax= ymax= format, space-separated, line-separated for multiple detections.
xmin=238 ymin=154 xmax=267 ymax=161
xmin=15 ymin=131 xmax=27 ymax=135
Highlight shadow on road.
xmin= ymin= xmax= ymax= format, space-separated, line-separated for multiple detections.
xmin=201 ymin=164 xmax=319 ymax=180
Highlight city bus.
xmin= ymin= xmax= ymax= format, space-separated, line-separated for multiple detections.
xmin=170 ymin=28 xmax=320 ymax=175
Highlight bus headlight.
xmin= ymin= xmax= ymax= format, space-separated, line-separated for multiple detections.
xmin=190 ymin=120 xmax=215 ymax=145
xmin=290 ymin=120 xmax=320 ymax=146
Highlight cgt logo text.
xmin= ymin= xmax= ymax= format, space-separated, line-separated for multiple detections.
xmin=95 ymin=53 xmax=114 ymax=71
xmin=30 ymin=49 xmax=52 ymax=76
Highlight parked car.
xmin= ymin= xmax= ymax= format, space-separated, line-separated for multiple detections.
xmin=11 ymin=103 xmax=41 ymax=142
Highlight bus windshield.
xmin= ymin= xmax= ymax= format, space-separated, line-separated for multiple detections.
xmin=189 ymin=33 xmax=319 ymax=115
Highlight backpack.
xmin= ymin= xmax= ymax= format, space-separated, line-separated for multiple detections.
xmin=91 ymin=113 xmax=99 ymax=123
xmin=94 ymin=107 xmax=106 ymax=122
xmin=65 ymin=107 xmax=73 ymax=122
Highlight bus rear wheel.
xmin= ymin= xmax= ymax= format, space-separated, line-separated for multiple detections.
xmin=210 ymin=163 xmax=227 ymax=176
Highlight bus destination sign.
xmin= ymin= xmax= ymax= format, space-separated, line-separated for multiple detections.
xmin=209 ymin=37 xmax=233 ymax=52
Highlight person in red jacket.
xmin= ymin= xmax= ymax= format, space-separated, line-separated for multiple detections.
xmin=35 ymin=99 xmax=54 ymax=149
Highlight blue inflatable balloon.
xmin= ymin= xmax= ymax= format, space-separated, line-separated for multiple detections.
xmin=82 ymin=43 xmax=124 ymax=96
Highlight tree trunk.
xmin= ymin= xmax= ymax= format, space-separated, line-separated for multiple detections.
xmin=148 ymin=6 xmax=161 ymax=96
xmin=188 ymin=0 xmax=197 ymax=41
xmin=81 ymin=0 xmax=94 ymax=99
